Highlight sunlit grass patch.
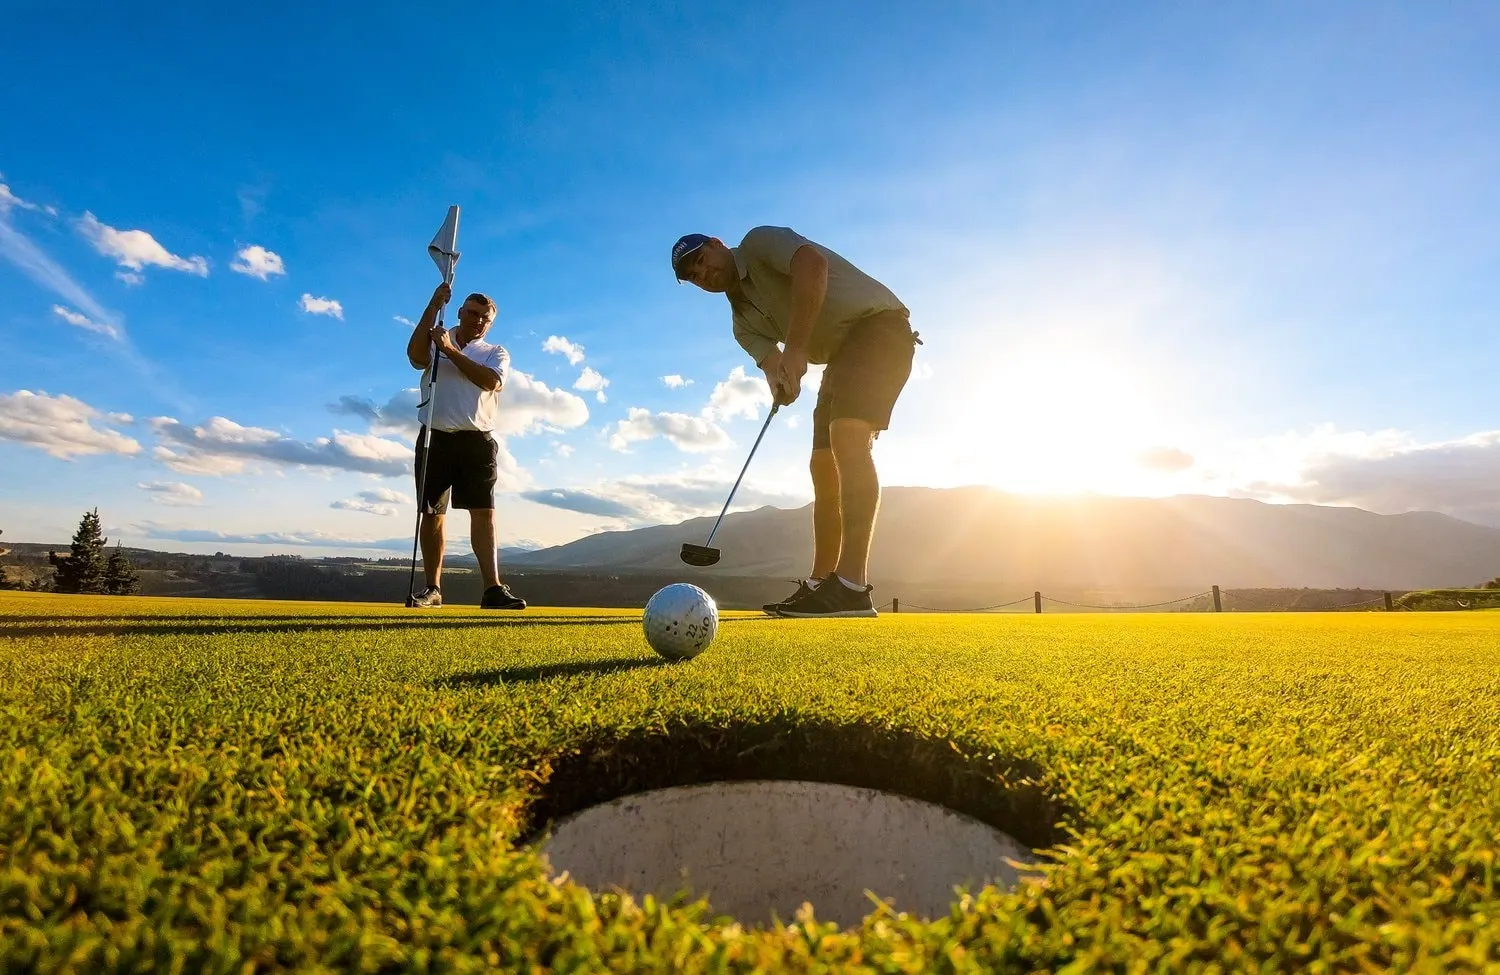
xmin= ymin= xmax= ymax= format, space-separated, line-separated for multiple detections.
xmin=2 ymin=591 xmax=1497 ymax=971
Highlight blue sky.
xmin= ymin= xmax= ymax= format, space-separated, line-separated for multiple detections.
xmin=3 ymin=1 xmax=1499 ymax=555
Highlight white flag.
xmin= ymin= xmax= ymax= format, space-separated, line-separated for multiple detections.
xmin=428 ymin=205 xmax=461 ymax=283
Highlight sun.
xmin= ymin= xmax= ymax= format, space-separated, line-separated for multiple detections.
xmin=934 ymin=342 xmax=1176 ymax=495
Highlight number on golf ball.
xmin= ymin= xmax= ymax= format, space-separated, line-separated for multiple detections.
xmin=643 ymin=583 xmax=719 ymax=660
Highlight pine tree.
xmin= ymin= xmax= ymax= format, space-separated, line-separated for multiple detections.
xmin=52 ymin=508 xmax=108 ymax=594
xmin=104 ymin=542 xmax=141 ymax=596
xmin=0 ymin=529 xmax=11 ymax=590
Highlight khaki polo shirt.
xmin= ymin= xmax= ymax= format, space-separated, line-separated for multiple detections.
xmin=729 ymin=226 xmax=908 ymax=365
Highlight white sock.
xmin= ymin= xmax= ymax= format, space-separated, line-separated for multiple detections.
xmin=837 ymin=575 xmax=865 ymax=591
xmin=805 ymin=577 xmax=822 ymax=589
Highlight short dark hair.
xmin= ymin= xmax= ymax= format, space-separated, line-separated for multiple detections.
xmin=464 ymin=293 xmax=497 ymax=317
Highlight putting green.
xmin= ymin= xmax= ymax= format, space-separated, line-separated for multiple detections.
xmin=2 ymin=592 xmax=1497 ymax=971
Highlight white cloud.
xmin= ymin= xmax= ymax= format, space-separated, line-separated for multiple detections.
xmin=138 ymin=481 xmax=204 ymax=507
xmin=394 ymin=315 xmax=415 ymax=327
xmin=230 ymin=245 xmax=286 ymax=280
xmin=575 ymin=366 xmax=609 ymax=403
xmin=135 ymin=523 xmax=414 ymax=553
xmin=151 ymin=445 xmax=247 ymax=476
xmin=661 ymin=375 xmax=693 ymax=389
xmin=300 ymin=294 xmax=344 ymax=319
xmin=0 ymin=182 xmax=47 ymax=216
xmin=149 ymin=415 xmax=411 ymax=477
xmin=605 ymin=364 xmax=794 ymax=454
xmin=494 ymin=372 xmax=590 ymax=437
xmin=522 ymin=466 xmax=809 ymax=527
xmin=77 ymin=211 xmax=208 ymax=276
xmin=704 ymin=365 xmax=773 ymax=421
xmin=0 ymin=390 xmax=141 ymax=459
xmin=331 ymin=498 xmax=400 ymax=517
xmin=331 ymin=486 xmax=415 ymax=517
xmin=542 ymin=335 xmax=585 ymax=365
xmin=115 ymin=271 xmax=143 ymax=287
xmin=0 ymin=209 xmax=120 ymax=329
xmin=1239 ymin=428 xmax=1500 ymax=527
xmin=608 ymin=408 xmax=732 ymax=453
xmin=330 ymin=377 xmax=587 ymax=442
xmin=52 ymin=304 xmax=121 ymax=341
xmin=492 ymin=438 xmax=528 ymax=492
xmin=362 ymin=486 xmax=412 ymax=504
xmin=1138 ymin=446 xmax=1194 ymax=474
xmin=554 ymin=442 xmax=575 ymax=458
xmin=912 ymin=361 xmax=934 ymax=381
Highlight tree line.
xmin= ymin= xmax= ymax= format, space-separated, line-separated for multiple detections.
xmin=0 ymin=510 xmax=140 ymax=594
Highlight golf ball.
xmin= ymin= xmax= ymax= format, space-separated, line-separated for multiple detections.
xmin=643 ymin=583 xmax=719 ymax=661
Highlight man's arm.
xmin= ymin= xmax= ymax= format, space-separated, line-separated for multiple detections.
xmin=774 ymin=244 xmax=828 ymax=402
xmin=783 ymin=244 xmax=828 ymax=357
xmin=406 ymin=283 xmax=452 ymax=369
xmin=733 ymin=305 xmax=789 ymax=401
xmin=431 ymin=331 xmax=504 ymax=391
xmin=446 ymin=353 xmax=504 ymax=392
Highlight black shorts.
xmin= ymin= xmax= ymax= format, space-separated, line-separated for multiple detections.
xmin=811 ymin=311 xmax=921 ymax=451
xmin=414 ymin=429 xmax=498 ymax=514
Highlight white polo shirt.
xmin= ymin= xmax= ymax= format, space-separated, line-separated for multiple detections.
xmin=417 ymin=328 xmax=510 ymax=432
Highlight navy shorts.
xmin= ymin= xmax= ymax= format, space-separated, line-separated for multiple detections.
xmin=415 ymin=429 xmax=498 ymax=513
xmin=811 ymin=311 xmax=921 ymax=451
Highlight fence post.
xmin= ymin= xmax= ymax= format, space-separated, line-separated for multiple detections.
xmin=1212 ymin=585 xmax=1222 ymax=612
xmin=1383 ymin=591 xmax=1393 ymax=611
xmin=1034 ymin=591 xmax=1042 ymax=614
xmin=892 ymin=597 xmax=899 ymax=613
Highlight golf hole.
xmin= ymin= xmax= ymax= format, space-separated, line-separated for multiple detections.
xmin=522 ymin=718 xmax=1068 ymax=928
xmin=541 ymin=779 xmax=1038 ymax=928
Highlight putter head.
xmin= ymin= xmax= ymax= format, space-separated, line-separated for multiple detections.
xmin=680 ymin=543 xmax=721 ymax=567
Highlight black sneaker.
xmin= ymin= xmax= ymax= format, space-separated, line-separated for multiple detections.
xmin=763 ymin=577 xmax=826 ymax=615
xmin=409 ymin=585 xmax=442 ymax=608
xmin=481 ymin=583 xmax=527 ymax=610
xmin=775 ymin=578 xmax=878 ymax=618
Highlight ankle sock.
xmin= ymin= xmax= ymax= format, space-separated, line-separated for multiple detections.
xmin=836 ymin=575 xmax=866 ymax=591
xmin=806 ymin=576 xmax=823 ymax=589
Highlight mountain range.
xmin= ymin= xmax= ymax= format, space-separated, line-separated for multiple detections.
xmin=510 ymin=487 xmax=1500 ymax=591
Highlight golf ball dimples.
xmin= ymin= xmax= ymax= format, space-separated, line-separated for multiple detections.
xmin=643 ymin=583 xmax=719 ymax=660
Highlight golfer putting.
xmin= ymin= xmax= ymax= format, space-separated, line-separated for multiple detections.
xmin=672 ymin=226 xmax=921 ymax=618
xmin=404 ymin=279 xmax=527 ymax=610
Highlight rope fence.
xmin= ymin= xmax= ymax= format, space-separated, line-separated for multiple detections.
xmin=884 ymin=586 xmax=1411 ymax=614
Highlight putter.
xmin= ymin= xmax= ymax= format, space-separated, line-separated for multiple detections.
xmin=680 ymin=400 xmax=781 ymax=567
xmin=406 ymin=206 xmax=461 ymax=607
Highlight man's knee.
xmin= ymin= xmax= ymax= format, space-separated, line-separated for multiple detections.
xmin=829 ymin=419 xmax=875 ymax=460
xmin=469 ymin=508 xmax=495 ymax=528
xmin=422 ymin=512 xmax=446 ymax=532
xmin=810 ymin=447 xmax=837 ymax=477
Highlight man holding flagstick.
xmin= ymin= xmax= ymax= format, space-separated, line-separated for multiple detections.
xmin=403 ymin=206 xmax=526 ymax=610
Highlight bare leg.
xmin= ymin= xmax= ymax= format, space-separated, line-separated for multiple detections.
xmin=829 ymin=419 xmax=879 ymax=587
xmin=809 ymin=447 xmax=841 ymax=580
xmin=420 ymin=512 xmax=445 ymax=589
xmin=469 ymin=508 xmax=500 ymax=589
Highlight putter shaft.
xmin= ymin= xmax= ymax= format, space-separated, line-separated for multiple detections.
xmin=701 ymin=402 xmax=779 ymax=548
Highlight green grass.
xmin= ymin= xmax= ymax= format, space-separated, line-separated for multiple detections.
xmin=2 ymin=591 xmax=1498 ymax=973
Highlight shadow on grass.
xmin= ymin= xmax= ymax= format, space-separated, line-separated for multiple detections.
xmin=519 ymin=717 xmax=1072 ymax=851
xmin=0 ymin=615 xmax=642 ymax=639
xmin=437 ymin=656 xmax=669 ymax=688
xmin=1 ymin=613 xmax=777 ymax=640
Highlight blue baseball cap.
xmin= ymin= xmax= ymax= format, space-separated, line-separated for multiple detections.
xmin=671 ymin=233 xmax=711 ymax=281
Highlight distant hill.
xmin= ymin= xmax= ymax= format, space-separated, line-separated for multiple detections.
xmin=447 ymin=546 xmax=541 ymax=567
xmin=511 ymin=488 xmax=1500 ymax=591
